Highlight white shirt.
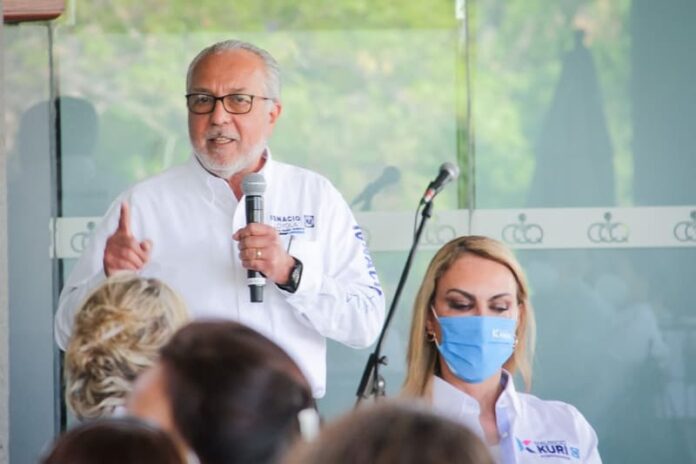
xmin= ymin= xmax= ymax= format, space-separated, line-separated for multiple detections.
xmin=431 ymin=373 xmax=602 ymax=464
xmin=55 ymin=153 xmax=386 ymax=397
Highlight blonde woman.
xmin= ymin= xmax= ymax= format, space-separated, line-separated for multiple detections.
xmin=403 ymin=236 xmax=601 ymax=463
xmin=65 ymin=274 xmax=188 ymax=420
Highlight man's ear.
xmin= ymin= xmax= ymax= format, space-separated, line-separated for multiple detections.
xmin=268 ymin=101 xmax=282 ymax=125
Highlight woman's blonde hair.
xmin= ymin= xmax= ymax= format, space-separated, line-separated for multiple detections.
xmin=65 ymin=274 xmax=188 ymax=420
xmin=402 ymin=235 xmax=536 ymax=397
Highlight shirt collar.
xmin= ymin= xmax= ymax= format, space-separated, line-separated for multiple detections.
xmin=431 ymin=370 xmax=522 ymax=415
xmin=497 ymin=369 xmax=522 ymax=413
xmin=432 ymin=375 xmax=481 ymax=414
xmin=256 ymin=147 xmax=275 ymax=185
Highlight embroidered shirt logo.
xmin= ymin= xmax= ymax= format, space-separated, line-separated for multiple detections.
xmin=516 ymin=437 xmax=581 ymax=460
xmin=270 ymin=214 xmax=314 ymax=236
xmin=353 ymin=225 xmax=383 ymax=297
xmin=516 ymin=438 xmax=536 ymax=454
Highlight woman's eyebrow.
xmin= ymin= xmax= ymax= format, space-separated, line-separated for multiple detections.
xmin=488 ymin=292 xmax=513 ymax=301
xmin=444 ymin=289 xmax=514 ymax=301
xmin=445 ymin=289 xmax=475 ymax=299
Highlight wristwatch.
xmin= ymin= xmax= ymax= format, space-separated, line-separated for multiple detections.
xmin=277 ymin=257 xmax=303 ymax=293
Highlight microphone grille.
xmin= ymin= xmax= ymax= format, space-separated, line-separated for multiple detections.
xmin=441 ymin=162 xmax=460 ymax=180
xmin=242 ymin=173 xmax=267 ymax=196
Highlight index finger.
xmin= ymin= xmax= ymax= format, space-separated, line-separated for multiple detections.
xmin=117 ymin=202 xmax=132 ymax=237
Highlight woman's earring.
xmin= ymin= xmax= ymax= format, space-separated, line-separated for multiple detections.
xmin=426 ymin=331 xmax=436 ymax=343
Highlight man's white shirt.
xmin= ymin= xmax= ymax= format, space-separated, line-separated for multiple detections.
xmin=55 ymin=153 xmax=386 ymax=397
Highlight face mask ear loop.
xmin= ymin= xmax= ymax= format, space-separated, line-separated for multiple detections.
xmin=430 ymin=305 xmax=461 ymax=377
xmin=429 ymin=305 xmax=442 ymax=349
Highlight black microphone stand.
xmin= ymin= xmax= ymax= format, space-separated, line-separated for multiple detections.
xmin=355 ymin=200 xmax=434 ymax=404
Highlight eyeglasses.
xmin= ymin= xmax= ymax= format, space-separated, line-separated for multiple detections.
xmin=185 ymin=93 xmax=273 ymax=115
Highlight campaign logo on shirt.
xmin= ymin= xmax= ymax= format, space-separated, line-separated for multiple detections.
xmin=516 ymin=437 xmax=581 ymax=460
xmin=270 ymin=214 xmax=314 ymax=236
xmin=353 ymin=225 xmax=383 ymax=297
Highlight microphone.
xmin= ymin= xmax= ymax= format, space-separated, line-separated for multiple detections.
xmin=420 ymin=162 xmax=460 ymax=205
xmin=351 ymin=166 xmax=401 ymax=211
xmin=242 ymin=173 xmax=267 ymax=303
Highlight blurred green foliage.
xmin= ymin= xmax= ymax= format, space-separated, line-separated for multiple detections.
xmin=54 ymin=1 xmax=463 ymax=213
xmin=70 ymin=0 xmax=457 ymax=32
xmin=6 ymin=1 xmax=633 ymax=215
xmin=50 ymin=0 xmax=632 ymax=215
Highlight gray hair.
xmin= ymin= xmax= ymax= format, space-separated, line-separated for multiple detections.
xmin=186 ymin=39 xmax=281 ymax=100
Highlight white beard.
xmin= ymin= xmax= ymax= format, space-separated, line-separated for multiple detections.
xmin=194 ymin=138 xmax=267 ymax=179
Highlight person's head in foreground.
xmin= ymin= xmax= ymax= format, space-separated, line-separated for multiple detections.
xmin=41 ymin=416 xmax=184 ymax=464
xmin=403 ymin=235 xmax=535 ymax=397
xmin=127 ymin=320 xmax=316 ymax=464
xmin=284 ymin=401 xmax=495 ymax=464
xmin=65 ymin=273 xmax=189 ymax=420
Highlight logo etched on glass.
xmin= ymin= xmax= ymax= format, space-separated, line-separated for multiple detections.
xmin=424 ymin=215 xmax=456 ymax=246
xmin=587 ymin=212 xmax=629 ymax=243
xmin=70 ymin=221 xmax=96 ymax=254
xmin=502 ymin=214 xmax=543 ymax=245
xmin=673 ymin=211 xmax=696 ymax=242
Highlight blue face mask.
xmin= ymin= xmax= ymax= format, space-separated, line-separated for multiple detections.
xmin=432 ymin=309 xmax=517 ymax=383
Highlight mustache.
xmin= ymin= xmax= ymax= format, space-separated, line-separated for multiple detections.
xmin=205 ymin=130 xmax=238 ymax=139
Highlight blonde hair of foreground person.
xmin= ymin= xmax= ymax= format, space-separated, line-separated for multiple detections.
xmin=402 ymin=235 xmax=536 ymax=397
xmin=284 ymin=401 xmax=495 ymax=464
xmin=65 ymin=273 xmax=189 ymax=420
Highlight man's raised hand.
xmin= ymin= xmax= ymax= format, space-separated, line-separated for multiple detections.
xmin=103 ymin=202 xmax=152 ymax=276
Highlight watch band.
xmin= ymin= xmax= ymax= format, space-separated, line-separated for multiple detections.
xmin=277 ymin=257 xmax=303 ymax=293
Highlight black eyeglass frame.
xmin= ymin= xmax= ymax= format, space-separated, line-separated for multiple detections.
xmin=185 ymin=93 xmax=274 ymax=115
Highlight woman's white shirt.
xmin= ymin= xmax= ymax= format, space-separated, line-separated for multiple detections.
xmin=431 ymin=372 xmax=602 ymax=464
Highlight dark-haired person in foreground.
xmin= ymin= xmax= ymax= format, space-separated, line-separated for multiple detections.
xmin=284 ymin=401 xmax=494 ymax=464
xmin=41 ymin=417 xmax=184 ymax=464
xmin=54 ymin=38 xmax=385 ymax=398
xmin=127 ymin=320 xmax=317 ymax=464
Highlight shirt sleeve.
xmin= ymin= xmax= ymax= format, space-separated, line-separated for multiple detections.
xmin=282 ymin=181 xmax=386 ymax=349
xmin=54 ymin=197 xmax=124 ymax=350
xmin=573 ymin=406 xmax=603 ymax=464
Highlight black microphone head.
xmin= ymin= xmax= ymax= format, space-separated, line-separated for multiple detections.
xmin=382 ymin=165 xmax=401 ymax=185
xmin=422 ymin=162 xmax=460 ymax=204
xmin=439 ymin=162 xmax=460 ymax=182
xmin=242 ymin=173 xmax=266 ymax=196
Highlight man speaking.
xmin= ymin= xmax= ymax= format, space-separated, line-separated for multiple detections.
xmin=54 ymin=39 xmax=386 ymax=397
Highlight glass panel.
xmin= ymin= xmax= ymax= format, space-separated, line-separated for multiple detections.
xmin=53 ymin=2 xmax=459 ymax=420
xmin=473 ymin=1 xmax=696 ymax=462
xmin=4 ymin=22 xmax=60 ymax=463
